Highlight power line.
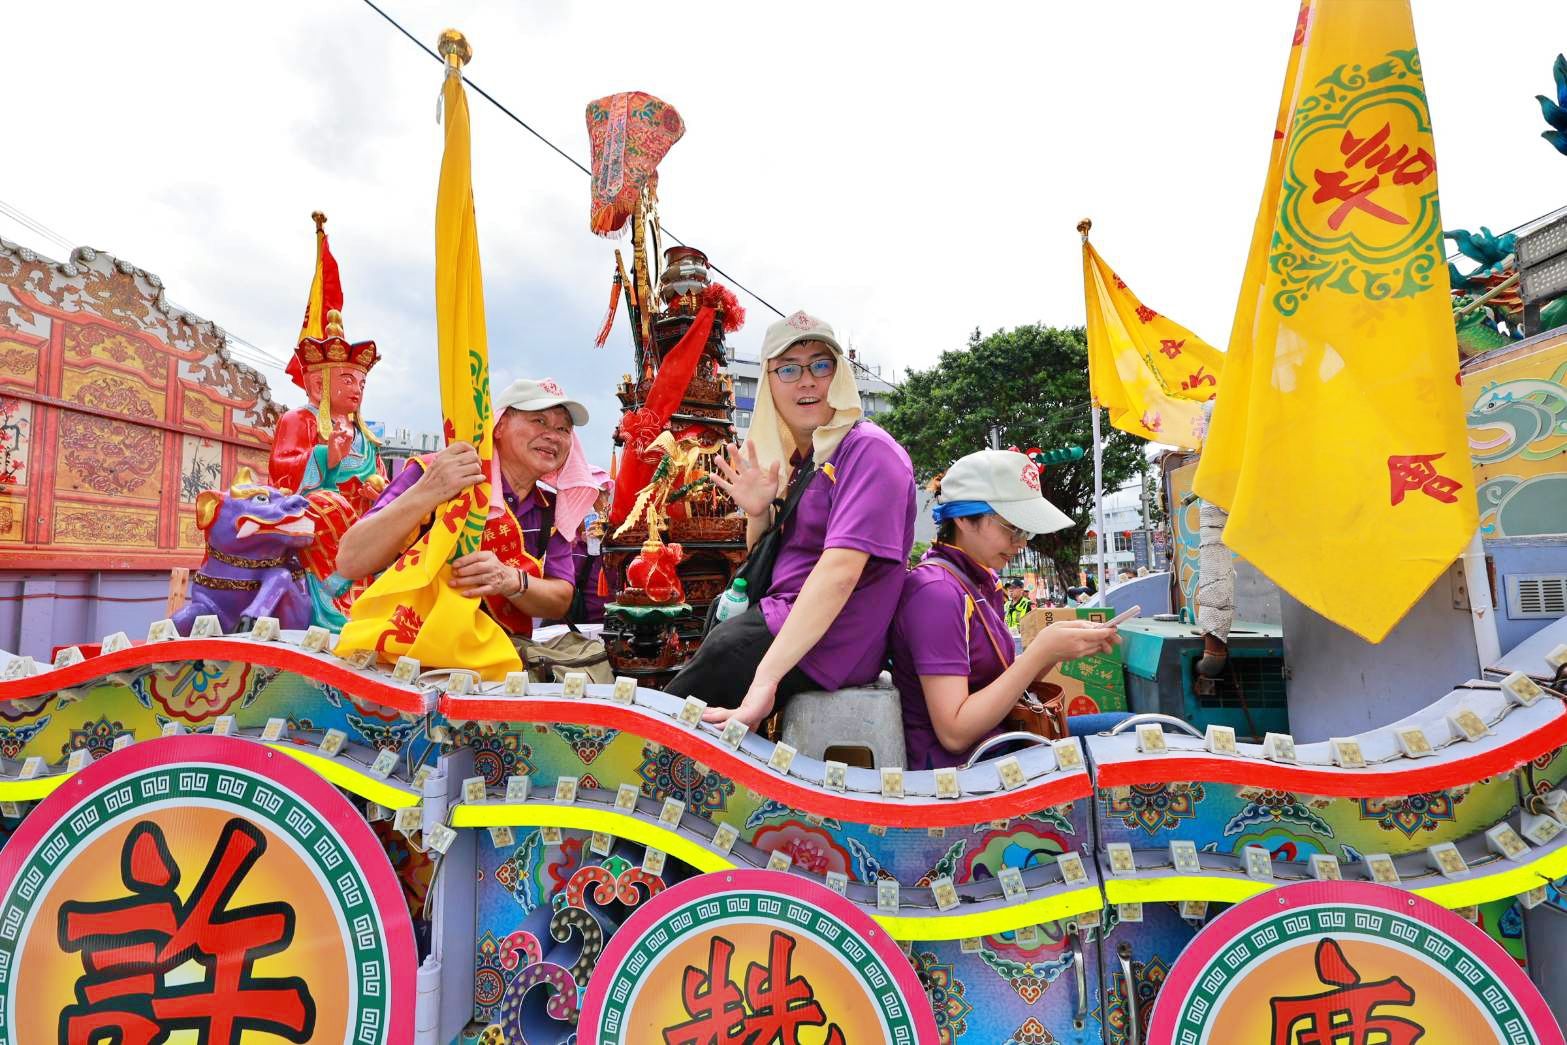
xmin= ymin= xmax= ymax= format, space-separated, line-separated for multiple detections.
xmin=0 ymin=200 xmax=73 ymax=253
xmin=0 ymin=198 xmax=292 ymax=370
xmin=355 ymin=0 xmax=901 ymax=386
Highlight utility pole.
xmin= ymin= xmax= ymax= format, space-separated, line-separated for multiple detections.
xmin=1140 ymin=457 xmax=1152 ymax=570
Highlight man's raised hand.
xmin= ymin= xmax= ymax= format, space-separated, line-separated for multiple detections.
xmin=710 ymin=441 xmax=781 ymax=519
xmin=418 ymin=442 xmax=485 ymax=503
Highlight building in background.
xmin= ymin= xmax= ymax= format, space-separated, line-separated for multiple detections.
xmin=0 ymin=238 xmax=280 ymax=656
xmin=726 ymin=347 xmax=897 ymax=442
xmin=375 ymin=425 xmax=445 ymax=478
xmin=1079 ymin=484 xmax=1156 ymax=580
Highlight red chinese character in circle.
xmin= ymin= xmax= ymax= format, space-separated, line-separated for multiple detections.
xmin=1269 ymin=938 xmax=1423 ymax=1045
xmin=665 ymin=930 xmax=845 ymax=1045
xmin=57 ymin=819 xmax=315 ymax=1045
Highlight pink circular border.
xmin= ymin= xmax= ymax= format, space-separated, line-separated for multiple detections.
xmin=0 ymin=735 xmax=417 ymax=1043
xmin=1147 ymin=880 xmax=1565 ymax=1045
xmin=580 ymin=867 xmax=940 ymax=1043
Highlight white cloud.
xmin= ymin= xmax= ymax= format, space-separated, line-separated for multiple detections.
xmin=5 ymin=0 xmax=1563 ymax=458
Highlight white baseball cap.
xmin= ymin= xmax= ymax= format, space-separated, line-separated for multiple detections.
xmin=937 ymin=449 xmax=1075 ymax=537
xmin=760 ymin=310 xmax=844 ymax=362
xmin=494 ymin=377 xmax=589 ymax=426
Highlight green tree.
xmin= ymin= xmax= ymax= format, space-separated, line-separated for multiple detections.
xmin=879 ymin=324 xmax=1147 ymax=582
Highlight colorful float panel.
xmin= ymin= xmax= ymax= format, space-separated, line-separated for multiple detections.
xmin=0 ymin=635 xmax=1562 ymax=1043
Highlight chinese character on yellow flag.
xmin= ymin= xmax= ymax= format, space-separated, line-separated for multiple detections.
xmin=1194 ymin=0 xmax=1476 ymax=643
xmin=1081 ymin=239 xmax=1225 ymax=450
xmin=337 ymin=32 xmax=523 ymax=679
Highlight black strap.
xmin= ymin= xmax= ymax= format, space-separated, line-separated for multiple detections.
xmin=536 ymin=493 xmax=591 ymax=633
xmin=703 ymin=456 xmax=817 ymax=636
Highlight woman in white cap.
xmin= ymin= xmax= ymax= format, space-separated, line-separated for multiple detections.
xmin=889 ymin=449 xmax=1118 ymax=769
xmin=336 ymin=377 xmax=595 ymax=631
xmin=667 ymin=311 xmax=917 ymax=730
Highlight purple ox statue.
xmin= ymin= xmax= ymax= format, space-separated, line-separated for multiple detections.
xmin=172 ymin=468 xmax=315 ymax=635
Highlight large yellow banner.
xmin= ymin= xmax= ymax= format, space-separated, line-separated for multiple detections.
xmin=1194 ymin=0 xmax=1475 ymax=643
xmin=338 ymin=37 xmax=522 ymax=678
xmin=1081 ymin=241 xmax=1225 ymax=449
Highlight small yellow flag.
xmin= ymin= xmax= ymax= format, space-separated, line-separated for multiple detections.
xmin=1081 ymin=241 xmax=1225 ymax=450
xmin=1194 ymin=0 xmax=1476 ymax=643
xmin=337 ymin=38 xmax=522 ymax=679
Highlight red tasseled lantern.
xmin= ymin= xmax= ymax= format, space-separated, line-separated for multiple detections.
xmin=699 ymin=283 xmax=745 ymax=333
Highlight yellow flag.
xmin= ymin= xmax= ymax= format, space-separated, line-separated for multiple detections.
xmin=1081 ymin=241 xmax=1225 ymax=449
xmin=1194 ymin=0 xmax=1475 ymax=643
xmin=337 ymin=38 xmax=522 ymax=679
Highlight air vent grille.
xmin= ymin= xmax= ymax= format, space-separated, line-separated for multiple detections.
xmin=1507 ymin=575 xmax=1567 ymax=620
xmin=1193 ymin=656 xmax=1288 ymax=710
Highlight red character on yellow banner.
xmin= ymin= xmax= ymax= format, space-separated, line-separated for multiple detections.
xmin=1311 ymin=122 xmax=1436 ymax=229
xmin=1192 ymin=0 xmax=1476 ymax=643
xmin=1080 ymin=229 xmax=1227 ymax=451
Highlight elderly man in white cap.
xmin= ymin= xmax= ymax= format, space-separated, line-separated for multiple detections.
xmin=336 ymin=378 xmax=593 ymax=627
xmin=666 ymin=310 xmax=917 ymax=730
xmin=889 ymin=449 xmax=1118 ymax=770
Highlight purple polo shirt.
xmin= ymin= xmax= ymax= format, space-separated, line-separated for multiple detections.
xmin=761 ymin=422 xmax=916 ymax=691
xmin=890 ymin=543 xmax=1016 ymax=770
xmin=366 ymin=464 xmax=579 ymax=584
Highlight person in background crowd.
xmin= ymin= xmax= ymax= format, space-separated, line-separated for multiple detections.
xmin=666 ymin=311 xmax=916 ymax=730
xmin=891 ymin=450 xmax=1118 ymax=769
xmin=563 ymin=468 xmax=612 ymax=625
xmin=1004 ymin=578 xmax=1033 ymax=631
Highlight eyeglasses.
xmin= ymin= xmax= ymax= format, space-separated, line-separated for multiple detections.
xmin=769 ymin=357 xmax=837 ymax=383
xmin=990 ymin=516 xmax=1035 ymax=542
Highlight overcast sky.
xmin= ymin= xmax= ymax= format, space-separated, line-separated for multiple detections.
xmin=5 ymin=1 xmax=1564 ymax=457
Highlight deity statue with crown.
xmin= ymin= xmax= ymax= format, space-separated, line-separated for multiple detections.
xmin=268 ymin=213 xmax=386 ymax=630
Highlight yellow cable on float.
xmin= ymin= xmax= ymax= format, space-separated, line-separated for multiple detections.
xmin=455 ymin=803 xmax=1106 ymax=940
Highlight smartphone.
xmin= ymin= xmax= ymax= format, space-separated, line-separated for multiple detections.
xmin=1106 ymin=605 xmax=1141 ymax=628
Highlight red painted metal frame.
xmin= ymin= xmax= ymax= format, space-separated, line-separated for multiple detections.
xmin=1093 ymin=704 xmax=1567 ymax=797
xmin=444 ymin=692 xmax=1092 ymax=828
xmin=0 ymin=639 xmax=431 ymax=716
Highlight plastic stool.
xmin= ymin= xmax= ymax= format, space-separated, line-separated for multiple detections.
xmin=779 ymin=675 xmax=908 ymax=770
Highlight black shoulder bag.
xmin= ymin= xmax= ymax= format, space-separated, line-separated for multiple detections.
xmin=538 ymin=497 xmax=593 ymax=630
xmin=703 ymin=458 xmax=817 ymax=635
